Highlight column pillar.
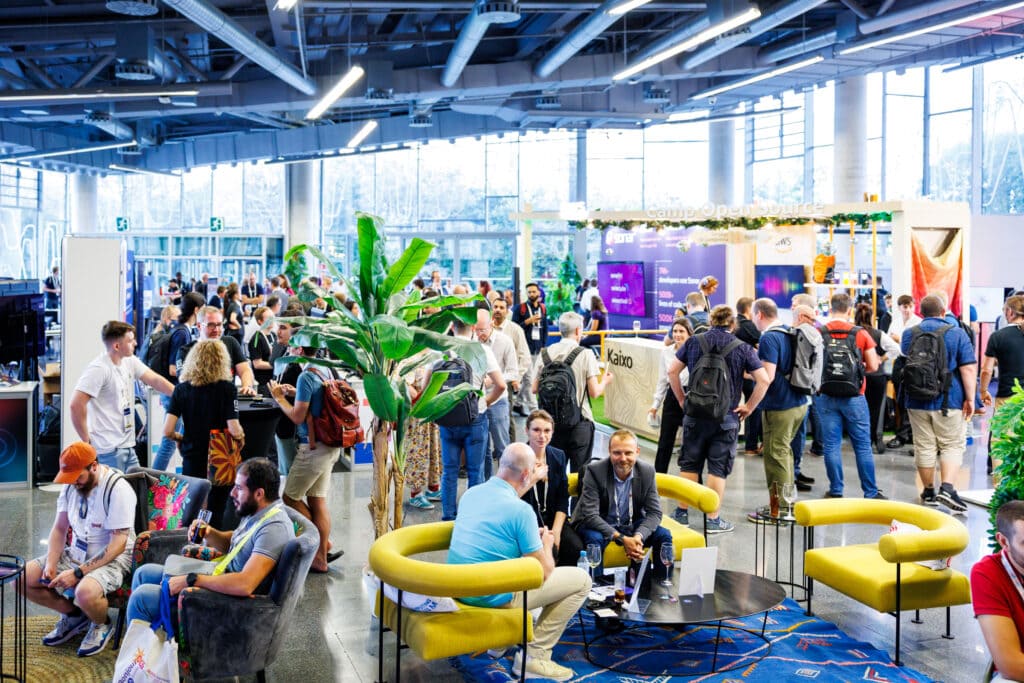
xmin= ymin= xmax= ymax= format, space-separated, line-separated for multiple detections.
xmin=286 ymin=161 xmax=320 ymax=249
xmin=70 ymin=173 xmax=97 ymax=233
xmin=571 ymin=130 xmax=588 ymax=281
xmin=834 ymin=75 xmax=868 ymax=202
xmin=708 ymin=118 xmax=735 ymax=206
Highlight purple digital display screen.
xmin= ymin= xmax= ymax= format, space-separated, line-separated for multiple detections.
xmin=755 ymin=265 xmax=807 ymax=308
xmin=598 ymin=262 xmax=646 ymax=317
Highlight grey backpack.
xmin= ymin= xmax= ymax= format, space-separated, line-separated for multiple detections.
xmin=781 ymin=324 xmax=824 ymax=395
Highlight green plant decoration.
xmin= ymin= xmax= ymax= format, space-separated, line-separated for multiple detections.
xmin=283 ymin=250 xmax=309 ymax=302
xmin=545 ymin=254 xmax=581 ymax=320
xmin=567 ymin=212 xmax=892 ymax=232
xmin=988 ymin=380 xmax=1024 ymax=551
xmin=282 ymin=213 xmax=486 ymax=538
xmin=557 ymin=253 xmax=582 ymax=290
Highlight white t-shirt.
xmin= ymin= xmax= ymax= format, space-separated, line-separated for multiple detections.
xmin=481 ymin=331 xmax=517 ymax=406
xmin=531 ymin=339 xmax=600 ymax=421
xmin=74 ymin=353 xmax=148 ymax=453
xmin=887 ymin=313 xmax=922 ymax=341
xmin=478 ymin=344 xmax=502 ymax=413
xmin=57 ymin=467 xmax=136 ymax=563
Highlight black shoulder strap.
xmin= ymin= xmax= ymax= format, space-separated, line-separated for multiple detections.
xmin=720 ymin=339 xmax=745 ymax=357
xmin=541 ymin=348 xmax=552 ymax=366
xmin=564 ymin=346 xmax=585 ymax=367
xmin=696 ymin=333 xmax=710 ymax=355
xmin=103 ymin=472 xmax=123 ymax=517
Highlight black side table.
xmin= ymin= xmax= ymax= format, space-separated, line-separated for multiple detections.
xmin=751 ymin=508 xmax=807 ymax=601
xmin=0 ymin=555 xmax=26 ymax=682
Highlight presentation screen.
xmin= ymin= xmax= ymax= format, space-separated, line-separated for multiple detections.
xmin=598 ymin=262 xmax=646 ymax=317
xmin=755 ymin=265 xmax=807 ymax=308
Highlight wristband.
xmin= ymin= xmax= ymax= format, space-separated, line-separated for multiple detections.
xmin=73 ymin=566 xmax=84 ymax=580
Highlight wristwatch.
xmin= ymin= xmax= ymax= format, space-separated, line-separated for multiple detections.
xmin=611 ymin=532 xmax=623 ymax=545
xmin=186 ymin=572 xmax=199 ymax=588
xmin=73 ymin=567 xmax=84 ymax=580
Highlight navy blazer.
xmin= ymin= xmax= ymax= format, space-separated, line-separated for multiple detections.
xmin=572 ymin=458 xmax=662 ymax=542
xmin=520 ymin=446 xmax=569 ymax=528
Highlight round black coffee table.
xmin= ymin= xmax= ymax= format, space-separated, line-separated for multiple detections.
xmin=581 ymin=569 xmax=786 ymax=677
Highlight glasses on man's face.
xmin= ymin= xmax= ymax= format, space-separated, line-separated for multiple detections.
xmin=205 ymin=322 xmax=224 ymax=328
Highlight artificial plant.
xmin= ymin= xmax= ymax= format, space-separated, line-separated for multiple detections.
xmin=282 ymin=213 xmax=486 ymax=537
xmin=545 ymin=253 xmax=582 ymax=320
xmin=988 ymin=380 xmax=1024 ymax=551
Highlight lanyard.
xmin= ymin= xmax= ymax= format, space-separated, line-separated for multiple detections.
xmin=611 ymin=475 xmax=633 ymax=528
xmin=1000 ymin=551 xmax=1024 ymax=606
xmin=532 ymin=481 xmax=546 ymax=523
xmin=213 ymin=505 xmax=282 ymax=576
xmin=525 ymin=302 xmax=541 ymax=319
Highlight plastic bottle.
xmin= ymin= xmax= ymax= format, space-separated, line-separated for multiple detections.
xmin=577 ymin=551 xmax=590 ymax=575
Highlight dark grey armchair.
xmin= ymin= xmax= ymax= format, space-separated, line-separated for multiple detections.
xmin=174 ymin=505 xmax=319 ymax=682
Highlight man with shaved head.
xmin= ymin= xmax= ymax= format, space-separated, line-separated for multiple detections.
xmin=448 ymin=443 xmax=591 ymax=681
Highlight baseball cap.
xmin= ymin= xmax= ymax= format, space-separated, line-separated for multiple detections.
xmin=54 ymin=442 xmax=97 ymax=484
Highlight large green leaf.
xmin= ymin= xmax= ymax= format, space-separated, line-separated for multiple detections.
xmin=371 ymin=315 xmax=415 ymax=359
xmin=411 ymin=330 xmax=489 ymax=377
xmin=409 ymin=384 xmax=481 ymax=421
xmin=381 ymin=237 xmax=434 ymax=303
xmin=363 ymin=372 xmax=400 ymax=422
xmin=356 ymin=213 xmax=387 ymax=318
xmin=284 ymin=244 xmax=343 ymax=281
xmin=398 ymin=292 xmax=483 ymax=315
xmin=409 ymin=308 xmax=477 ymax=334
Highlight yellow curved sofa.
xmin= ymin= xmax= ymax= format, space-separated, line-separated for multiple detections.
xmin=795 ymin=498 xmax=971 ymax=665
xmin=567 ymin=471 xmax=720 ymax=565
xmin=368 ymin=520 xmax=544 ymax=682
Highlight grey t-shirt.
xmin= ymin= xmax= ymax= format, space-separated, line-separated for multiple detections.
xmin=227 ymin=501 xmax=295 ymax=594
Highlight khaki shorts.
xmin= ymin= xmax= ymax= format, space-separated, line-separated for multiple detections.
xmin=33 ymin=549 xmax=132 ymax=595
xmin=284 ymin=442 xmax=340 ymax=499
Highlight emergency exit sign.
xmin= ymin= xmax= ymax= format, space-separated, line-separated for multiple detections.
xmin=210 ymin=216 xmax=224 ymax=232
xmin=115 ymin=216 xmax=130 ymax=232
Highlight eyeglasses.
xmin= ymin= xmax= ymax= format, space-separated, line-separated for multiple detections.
xmin=204 ymin=322 xmax=224 ymax=328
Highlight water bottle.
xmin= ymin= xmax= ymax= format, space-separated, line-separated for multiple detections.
xmin=577 ymin=551 xmax=589 ymax=576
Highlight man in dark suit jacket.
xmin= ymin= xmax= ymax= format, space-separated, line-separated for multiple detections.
xmin=572 ymin=429 xmax=671 ymax=579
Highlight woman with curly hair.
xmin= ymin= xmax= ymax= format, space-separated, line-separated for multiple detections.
xmin=163 ymin=340 xmax=244 ymax=528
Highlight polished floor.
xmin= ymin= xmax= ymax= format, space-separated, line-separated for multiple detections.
xmin=0 ymin=414 xmax=998 ymax=683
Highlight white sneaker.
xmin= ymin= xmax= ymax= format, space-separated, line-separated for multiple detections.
xmin=511 ymin=651 xmax=574 ymax=681
xmin=77 ymin=619 xmax=113 ymax=657
xmin=42 ymin=612 xmax=90 ymax=646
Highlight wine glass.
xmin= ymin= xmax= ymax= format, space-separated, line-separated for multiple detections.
xmin=659 ymin=542 xmax=675 ymax=593
xmin=781 ymin=482 xmax=797 ymax=520
xmin=586 ymin=543 xmax=602 ymax=581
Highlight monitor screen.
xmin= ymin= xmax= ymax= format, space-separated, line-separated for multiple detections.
xmin=598 ymin=262 xmax=646 ymax=317
xmin=755 ymin=265 xmax=807 ymax=308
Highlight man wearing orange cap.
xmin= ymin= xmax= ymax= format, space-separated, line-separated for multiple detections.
xmin=17 ymin=442 xmax=137 ymax=657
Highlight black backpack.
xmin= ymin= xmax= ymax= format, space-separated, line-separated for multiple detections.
xmin=538 ymin=347 xmax=587 ymax=427
xmin=146 ymin=324 xmax=189 ymax=381
xmin=686 ymin=314 xmax=710 ymax=335
xmin=902 ymin=324 xmax=954 ymax=413
xmin=819 ymin=326 xmax=865 ymax=397
xmin=685 ymin=336 xmax=744 ymax=421
xmin=432 ymin=356 xmax=479 ymax=428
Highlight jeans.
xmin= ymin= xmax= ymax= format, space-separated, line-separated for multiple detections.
xmin=439 ymin=411 xmax=490 ymax=520
xmin=576 ymin=525 xmax=673 ymax=580
xmin=96 ymin=447 xmax=138 ymax=472
xmin=152 ymin=394 xmax=181 ymax=471
xmin=485 ymin=399 xmax=510 ymax=480
xmin=808 ymin=396 xmax=825 ymax=454
xmin=126 ymin=562 xmax=165 ymax=624
xmin=817 ymin=393 xmax=879 ymax=497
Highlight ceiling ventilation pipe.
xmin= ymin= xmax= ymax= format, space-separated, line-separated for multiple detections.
xmin=441 ymin=0 xmax=520 ymax=87
xmin=159 ymin=0 xmax=316 ymax=94
xmin=535 ymin=0 xmax=645 ymax=77
xmin=857 ymin=0 xmax=979 ymax=33
xmin=757 ymin=24 xmax=838 ymax=64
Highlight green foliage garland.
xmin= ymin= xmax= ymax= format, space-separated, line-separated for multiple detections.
xmin=567 ymin=212 xmax=892 ymax=232
xmin=988 ymin=381 xmax=1024 ymax=551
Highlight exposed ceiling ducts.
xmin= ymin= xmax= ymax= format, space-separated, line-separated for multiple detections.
xmin=441 ymin=0 xmax=521 ymax=86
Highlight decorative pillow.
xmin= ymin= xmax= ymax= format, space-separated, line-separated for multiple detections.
xmin=147 ymin=474 xmax=192 ymax=531
xmin=382 ymin=583 xmax=459 ymax=613
xmin=181 ymin=544 xmax=224 ymax=561
xmin=888 ymin=519 xmax=951 ymax=570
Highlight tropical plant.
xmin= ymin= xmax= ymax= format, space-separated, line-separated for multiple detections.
xmin=282 ymin=213 xmax=486 ymax=537
xmin=988 ymin=380 xmax=1024 ymax=551
xmin=545 ymin=253 xmax=582 ymax=320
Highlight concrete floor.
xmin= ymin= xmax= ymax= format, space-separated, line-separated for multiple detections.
xmin=0 ymin=415 xmax=997 ymax=683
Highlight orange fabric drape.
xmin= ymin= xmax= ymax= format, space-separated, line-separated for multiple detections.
xmin=910 ymin=230 xmax=964 ymax=317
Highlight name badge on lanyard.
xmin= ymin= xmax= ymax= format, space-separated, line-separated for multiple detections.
xmin=69 ymin=536 xmax=88 ymax=564
xmin=532 ymin=326 xmax=541 ymax=341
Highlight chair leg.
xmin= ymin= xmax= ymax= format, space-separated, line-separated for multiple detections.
xmin=377 ymin=586 xmax=386 ymax=683
xmin=395 ymin=590 xmax=403 ymax=683
xmin=112 ymin=605 xmax=125 ymax=650
xmin=256 ymin=670 xmax=267 ymax=683
xmin=911 ymin=608 xmax=922 ymax=625
xmin=894 ymin=564 xmax=901 ymax=667
xmin=805 ymin=577 xmax=813 ymax=616
xmin=942 ymin=606 xmax=955 ymax=640
xmin=520 ymin=590 xmax=528 ymax=683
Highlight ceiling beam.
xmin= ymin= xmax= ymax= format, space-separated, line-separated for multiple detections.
xmin=72 ymin=54 xmax=115 ymax=88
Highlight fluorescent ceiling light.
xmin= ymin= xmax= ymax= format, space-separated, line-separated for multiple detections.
xmin=609 ymin=0 xmax=653 ymax=16
xmin=0 ymin=88 xmax=199 ymax=103
xmin=839 ymin=0 xmax=1024 ymax=55
xmin=108 ymin=164 xmax=181 ymax=177
xmin=613 ymin=7 xmax=761 ymax=81
xmin=347 ymin=120 xmax=378 ymax=148
xmin=0 ymin=139 xmax=137 ymax=162
xmin=276 ymin=0 xmax=298 ymax=8
xmin=305 ymin=65 xmax=365 ymax=120
xmin=667 ymin=109 xmax=710 ymax=122
xmin=690 ymin=55 xmax=824 ymax=100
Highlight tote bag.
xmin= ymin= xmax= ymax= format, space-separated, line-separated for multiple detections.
xmin=112 ymin=577 xmax=180 ymax=683
xmin=208 ymin=429 xmax=244 ymax=486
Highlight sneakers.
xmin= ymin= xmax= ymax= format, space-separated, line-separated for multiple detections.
xmin=77 ymin=619 xmax=113 ymax=657
xmin=42 ymin=612 xmax=90 ymax=646
xmin=936 ymin=486 xmax=968 ymax=513
xmin=921 ymin=487 xmax=939 ymax=506
xmin=824 ymin=491 xmax=843 ymax=498
xmin=886 ymin=437 xmax=904 ymax=449
xmin=424 ymin=488 xmax=442 ymax=502
xmin=511 ymin=652 xmax=574 ymax=681
xmin=407 ymin=494 xmax=434 ymax=510
xmin=705 ymin=516 xmax=735 ymax=534
xmin=795 ymin=480 xmax=813 ymax=492
xmin=671 ymin=507 xmax=689 ymax=525
xmin=796 ymin=473 xmax=815 ymax=485
xmin=867 ymin=491 xmax=888 ymax=500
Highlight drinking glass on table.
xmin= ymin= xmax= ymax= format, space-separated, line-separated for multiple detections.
xmin=586 ymin=543 xmax=602 ymax=581
xmin=781 ymin=483 xmax=797 ymax=521
xmin=659 ymin=542 xmax=675 ymax=592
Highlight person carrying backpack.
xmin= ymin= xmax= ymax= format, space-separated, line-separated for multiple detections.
xmin=667 ymin=305 xmax=768 ymax=534
xmin=899 ymin=294 xmax=977 ymax=513
xmin=746 ymin=298 xmax=820 ymax=523
xmin=530 ymin=312 xmax=614 ymax=473
xmin=817 ymin=292 xmax=886 ymax=500
xmin=683 ymin=291 xmax=710 ymax=335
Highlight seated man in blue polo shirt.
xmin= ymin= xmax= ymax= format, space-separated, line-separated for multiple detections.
xmin=448 ymin=442 xmax=591 ymax=682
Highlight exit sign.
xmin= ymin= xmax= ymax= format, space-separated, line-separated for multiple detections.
xmin=115 ymin=216 xmax=130 ymax=232
xmin=210 ymin=216 xmax=224 ymax=232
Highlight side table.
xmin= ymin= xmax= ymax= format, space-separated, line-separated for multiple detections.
xmin=750 ymin=508 xmax=807 ymax=601
xmin=0 ymin=555 xmax=26 ymax=682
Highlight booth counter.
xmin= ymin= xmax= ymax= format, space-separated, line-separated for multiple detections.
xmin=603 ymin=338 xmax=665 ymax=442
xmin=0 ymin=382 xmax=37 ymax=488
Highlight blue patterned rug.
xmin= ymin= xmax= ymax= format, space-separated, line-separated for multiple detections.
xmin=451 ymin=598 xmax=933 ymax=682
